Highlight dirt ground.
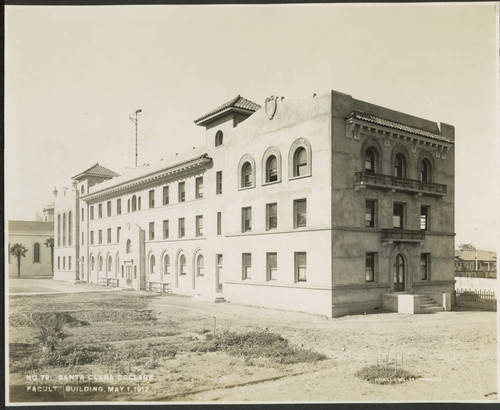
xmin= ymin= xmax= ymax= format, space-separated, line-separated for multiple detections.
xmin=7 ymin=286 xmax=497 ymax=403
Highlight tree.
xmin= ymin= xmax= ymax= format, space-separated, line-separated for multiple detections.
xmin=44 ymin=237 xmax=54 ymax=275
xmin=10 ymin=243 xmax=28 ymax=279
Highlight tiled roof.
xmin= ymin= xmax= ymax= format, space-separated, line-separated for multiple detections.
xmin=455 ymin=250 xmax=497 ymax=262
xmin=72 ymin=163 xmax=120 ymax=180
xmin=346 ymin=111 xmax=453 ymax=144
xmin=194 ymin=95 xmax=261 ymax=125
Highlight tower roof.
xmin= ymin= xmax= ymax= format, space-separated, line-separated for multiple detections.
xmin=194 ymin=95 xmax=261 ymax=126
xmin=72 ymin=163 xmax=120 ymax=181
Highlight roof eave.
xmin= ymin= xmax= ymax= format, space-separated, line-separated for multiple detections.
xmin=194 ymin=107 xmax=258 ymax=126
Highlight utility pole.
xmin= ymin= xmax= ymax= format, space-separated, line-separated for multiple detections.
xmin=129 ymin=109 xmax=142 ymax=167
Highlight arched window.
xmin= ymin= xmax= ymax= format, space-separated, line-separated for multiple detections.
xmin=81 ymin=185 xmax=85 ymax=194
xmin=196 ymin=254 xmax=204 ymax=277
xmin=33 ymin=243 xmax=40 ymax=263
xmin=150 ymin=254 xmax=156 ymax=275
xmin=266 ymin=156 xmax=278 ymax=183
xmin=138 ymin=196 xmax=141 ymax=210
xmin=365 ymin=148 xmax=376 ymax=174
xmin=179 ymin=254 xmax=186 ymax=276
xmin=126 ymin=239 xmax=131 ymax=254
xmin=99 ymin=255 xmax=103 ymax=272
xmin=294 ymin=148 xmax=308 ymax=176
xmin=215 ymin=130 xmax=223 ymax=147
xmin=241 ymin=162 xmax=253 ymax=188
xmin=63 ymin=213 xmax=67 ymax=246
xmin=107 ymin=255 xmax=112 ymax=273
xmin=91 ymin=255 xmax=95 ymax=271
xmin=127 ymin=199 xmax=131 ymax=213
xmin=164 ymin=254 xmax=170 ymax=275
xmin=420 ymin=158 xmax=432 ymax=183
xmin=68 ymin=211 xmax=72 ymax=246
xmin=132 ymin=195 xmax=137 ymax=212
xmin=394 ymin=153 xmax=406 ymax=178
xmin=57 ymin=214 xmax=61 ymax=246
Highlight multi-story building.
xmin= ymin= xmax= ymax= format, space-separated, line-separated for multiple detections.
xmin=53 ymin=90 xmax=455 ymax=317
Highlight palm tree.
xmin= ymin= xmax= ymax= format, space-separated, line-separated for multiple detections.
xmin=10 ymin=243 xmax=28 ymax=279
xmin=44 ymin=237 xmax=54 ymax=275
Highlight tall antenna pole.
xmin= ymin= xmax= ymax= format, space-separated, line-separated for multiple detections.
xmin=129 ymin=109 xmax=142 ymax=167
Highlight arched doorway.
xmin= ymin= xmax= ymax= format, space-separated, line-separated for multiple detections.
xmin=394 ymin=254 xmax=406 ymax=292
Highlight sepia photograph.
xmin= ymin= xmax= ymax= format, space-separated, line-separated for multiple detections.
xmin=4 ymin=1 xmax=498 ymax=405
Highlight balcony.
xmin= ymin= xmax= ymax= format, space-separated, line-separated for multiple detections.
xmin=355 ymin=171 xmax=447 ymax=196
xmin=381 ymin=228 xmax=425 ymax=244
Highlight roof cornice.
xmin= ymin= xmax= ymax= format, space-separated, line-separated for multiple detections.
xmin=81 ymin=154 xmax=212 ymax=202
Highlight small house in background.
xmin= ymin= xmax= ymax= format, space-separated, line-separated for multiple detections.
xmin=8 ymin=215 xmax=54 ymax=278
xmin=455 ymin=244 xmax=497 ymax=278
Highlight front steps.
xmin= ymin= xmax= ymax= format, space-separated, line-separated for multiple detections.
xmin=417 ymin=295 xmax=445 ymax=313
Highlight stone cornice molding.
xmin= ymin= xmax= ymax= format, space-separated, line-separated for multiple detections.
xmin=345 ymin=116 xmax=454 ymax=152
xmin=81 ymin=155 xmax=212 ymax=203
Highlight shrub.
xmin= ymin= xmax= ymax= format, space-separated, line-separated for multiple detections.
xmin=356 ymin=364 xmax=418 ymax=385
xmin=190 ymin=329 xmax=326 ymax=364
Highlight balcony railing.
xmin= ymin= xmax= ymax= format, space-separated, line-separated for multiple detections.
xmin=355 ymin=171 xmax=447 ymax=196
xmin=381 ymin=228 xmax=425 ymax=243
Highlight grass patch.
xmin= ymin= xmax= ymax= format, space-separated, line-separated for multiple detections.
xmin=356 ymin=364 xmax=419 ymax=385
xmin=190 ymin=329 xmax=326 ymax=364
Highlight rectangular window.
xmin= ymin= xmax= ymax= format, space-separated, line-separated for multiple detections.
xmin=393 ymin=203 xmax=405 ymax=229
xmin=163 ymin=186 xmax=169 ymax=205
xmin=149 ymin=222 xmax=155 ymax=240
xmin=98 ymin=204 xmax=102 ymax=218
xmin=69 ymin=256 xmax=72 ymax=270
xmin=178 ymin=182 xmax=185 ymax=202
xmin=217 ymin=212 xmax=222 ymax=236
xmin=420 ymin=253 xmax=430 ymax=280
xmin=420 ymin=206 xmax=430 ymax=231
xmin=90 ymin=231 xmax=94 ymax=245
xmin=117 ymin=198 xmax=122 ymax=215
xmin=365 ymin=252 xmax=375 ymax=282
xmin=149 ymin=190 xmax=155 ymax=208
xmin=294 ymin=199 xmax=307 ymax=228
xmin=117 ymin=227 xmax=121 ymax=243
xmin=107 ymin=201 xmax=111 ymax=217
xmin=81 ymin=232 xmax=84 ymax=245
xmin=163 ymin=220 xmax=169 ymax=239
xmin=98 ymin=230 xmax=102 ymax=244
xmin=81 ymin=208 xmax=84 ymax=222
xmin=266 ymin=203 xmax=278 ymax=230
xmin=63 ymin=256 xmax=66 ymax=270
xmin=107 ymin=228 xmax=111 ymax=244
xmin=242 ymin=253 xmax=252 ymax=280
xmin=196 ymin=215 xmax=203 ymax=237
xmin=365 ymin=199 xmax=376 ymax=228
xmin=216 ymin=171 xmax=223 ymax=195
xmin=90 ymin=206 xmax=94 ymax=220
xmin=178 ymin=218 xmax=185 ymax=238
xmin=195 ymin=177 xmax=204 ymax=199
xmin=295 ymin=252 xmax=307 ymax=282
xmin=58 ymin=256 xmax=60 ymax=269
xmin=266 ymin=252 xmax=278 ymax=281
xmin=242 ymin=207 xmax=252 ymax=232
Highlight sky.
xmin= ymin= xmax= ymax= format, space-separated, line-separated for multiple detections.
xmin=5 ymin=3 xmax=498 ymax=252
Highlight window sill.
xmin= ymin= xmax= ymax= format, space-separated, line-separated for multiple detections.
xmin=288 ymin=174 xmax=311 ymax=181
xmin=238 ymin=185 xmax=256 ymax=191
xmin=262 ymin=180 xmax=281 ymax=187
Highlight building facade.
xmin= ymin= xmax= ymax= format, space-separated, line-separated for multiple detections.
xmin=53 ymin=90 xmax=455 ymax=317
xmin=8 ymin=220 xmax=54 ymax=278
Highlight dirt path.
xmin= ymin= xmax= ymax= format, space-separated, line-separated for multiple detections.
xmin=8 ymin=290 xmax=497 ymax=402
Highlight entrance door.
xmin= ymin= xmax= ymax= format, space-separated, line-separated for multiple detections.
xmin=126 ymin=266 xmax=132 ymax=286
xmin=394 ymin=254 xmax=405 ymax=292
xmin=215 ymin=254 xmax=223 ymax=293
